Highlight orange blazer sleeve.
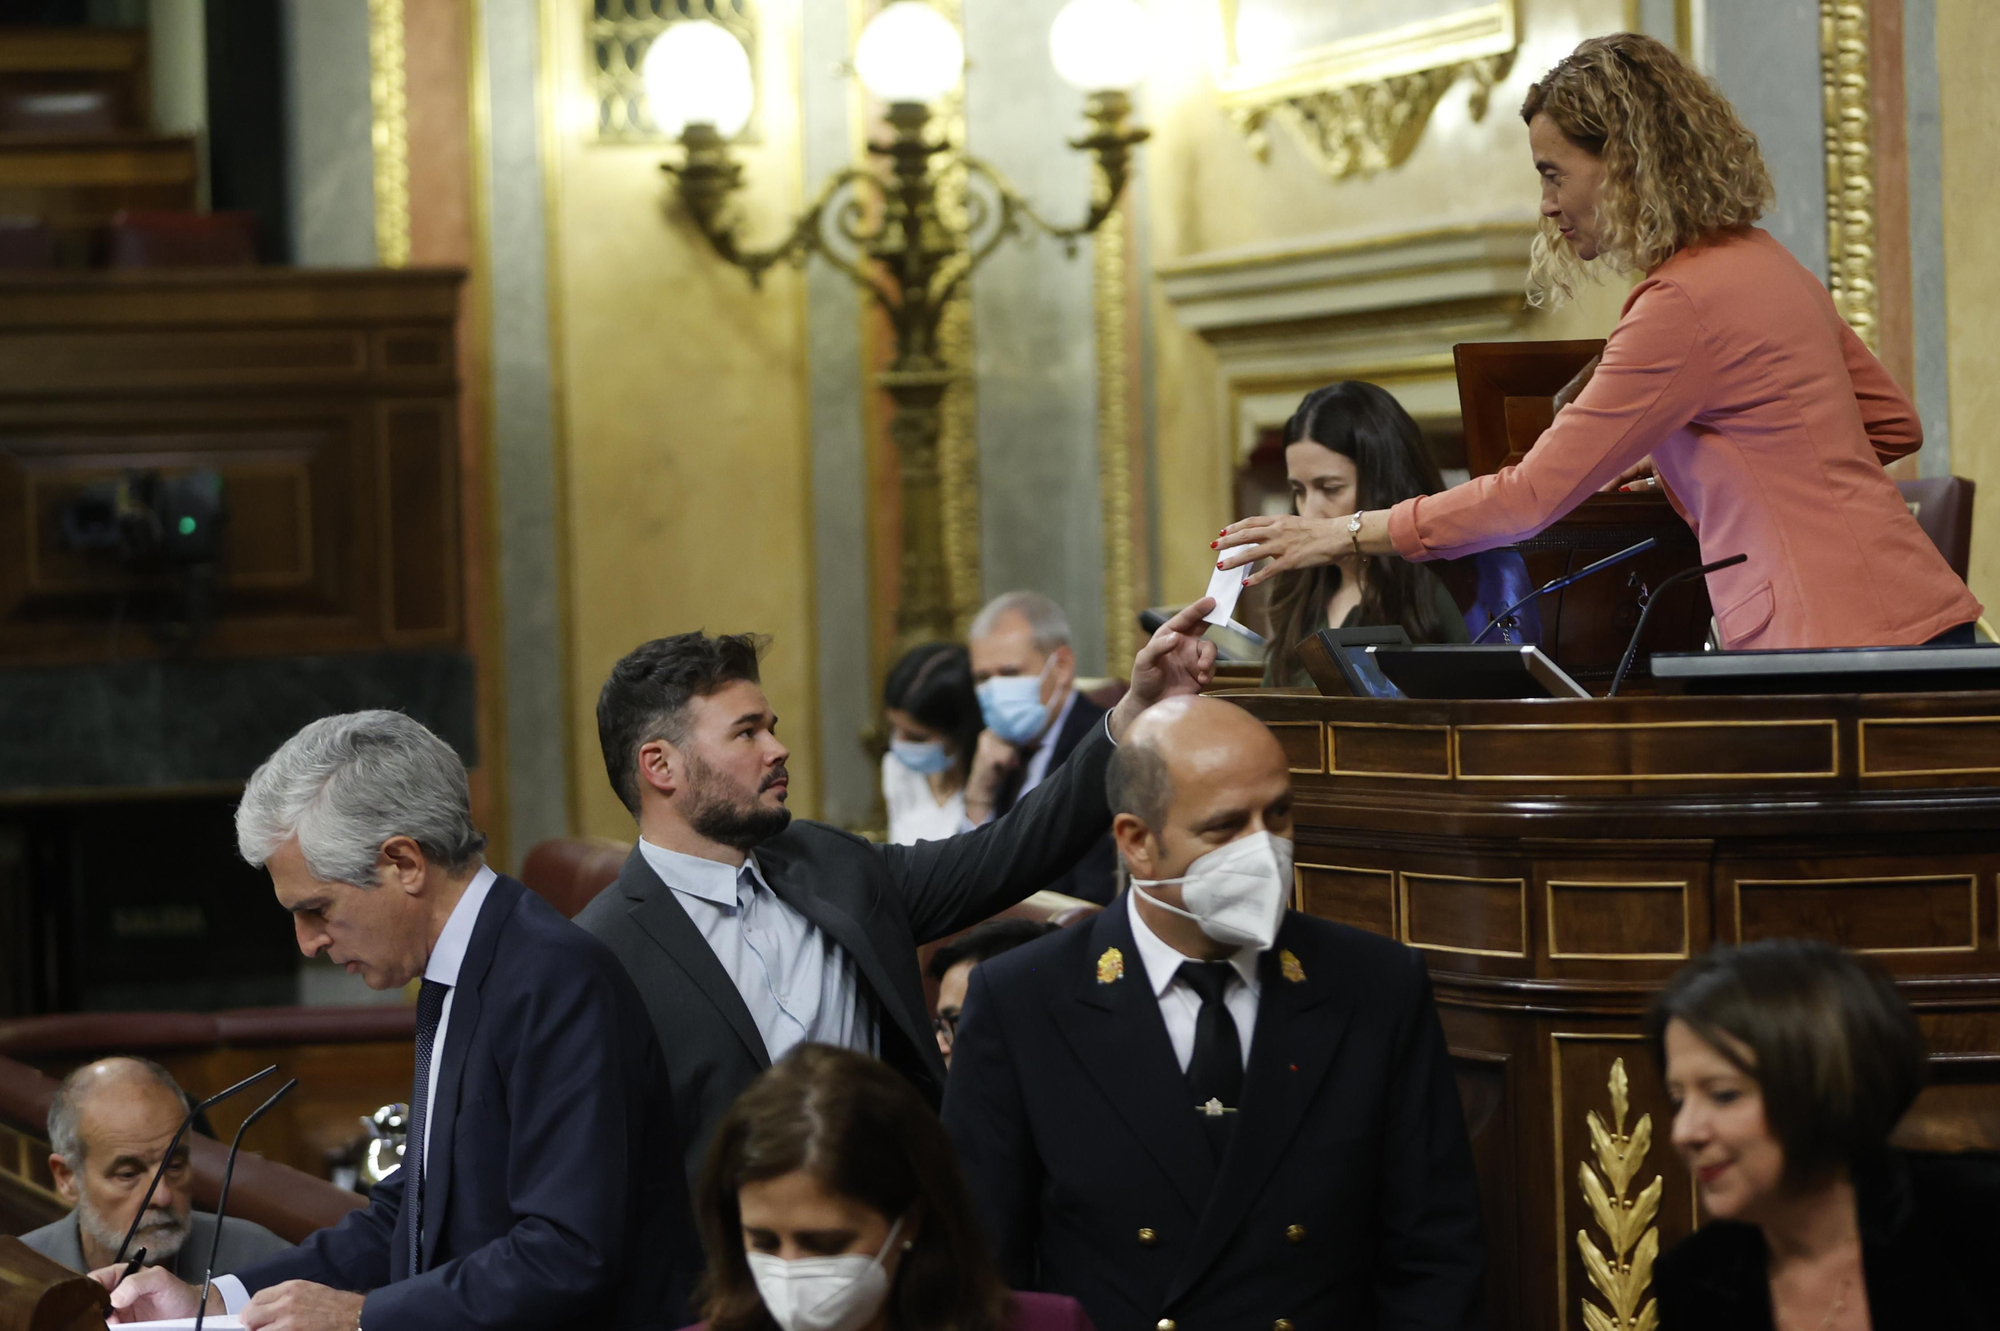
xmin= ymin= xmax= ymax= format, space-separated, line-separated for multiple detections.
xmin=1388 ymin=281 xmax=1713 ymax=561
xmin=1839 ymin=317 xmax=1923 ymax=465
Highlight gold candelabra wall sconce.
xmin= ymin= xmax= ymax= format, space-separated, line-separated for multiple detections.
xmin=645 ymin=0 xmax=1152 ymax=647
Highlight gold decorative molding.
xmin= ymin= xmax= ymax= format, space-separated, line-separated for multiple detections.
xmin=1216 ymin=2 xmax=1518 ymax=181
xmin=1820 ymin=0 xmax=1878 ymax=350
xmin=367 ymin=0 xmax=411 ymax=268
xmin=1095 ymin=198 xmax=1137 ymax=666
xmin=586 ymin=0 xmax=756 ymax=142
xmin=1576 ymin=1058 xmax=1662 ymax=1331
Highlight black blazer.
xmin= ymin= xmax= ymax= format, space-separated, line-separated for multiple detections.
xmin=992 ymin=691 xmax=1117 ymax=905
xmin=941 ymin=900 xmax=1486 ymax=1331
xmin=1656 ymin=1150 xmax=2000 ymax=1330
xmin=237 ymin=875 xmax=692 ymax=1331
xmin=575 ymin=717 xmax=1117 ymax=1187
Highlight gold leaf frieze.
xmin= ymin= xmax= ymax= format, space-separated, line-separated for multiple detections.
xmin=1231 ymin=53 xmax=1514 ymax=181
xmin=1576 ymin=1058 xmax=1662 ymax=1331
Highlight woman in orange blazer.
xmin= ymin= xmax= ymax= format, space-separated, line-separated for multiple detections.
xmin=1219 ymin=32 xmax=1982 ymax=652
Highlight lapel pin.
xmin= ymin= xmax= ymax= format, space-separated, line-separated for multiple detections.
xmin=1280 ymin=950 xmax=1306 ymax=984
xmin=1096 ymin=946 xmax=1125 ymax=984
xmin=1200 ymin=1097 xmax=1228 ymax=1117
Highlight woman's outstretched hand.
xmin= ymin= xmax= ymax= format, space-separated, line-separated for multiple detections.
xmin=1216 ymin=511 xmax=1392 ymax=587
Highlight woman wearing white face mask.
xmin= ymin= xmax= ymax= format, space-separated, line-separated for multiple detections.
xmin=879 ymin=644 xmax=982 ymax=846
xmin=683 ymin=1044 xmax=1094 ymax=1331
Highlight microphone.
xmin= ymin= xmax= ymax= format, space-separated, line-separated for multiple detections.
xmin=114 ymin=1064 xmax=279 ymax=1265
xmin=1607 ymin=552 xmax=1749 ymax=697
xmin=1471 ymin=538 xmax=1659 ymax=644
xmin=193 ymin=1077 xmax=298 ymax=1331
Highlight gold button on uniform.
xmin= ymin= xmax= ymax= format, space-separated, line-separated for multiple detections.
xmin=1284 ymin=1224 xmax=1307 ymax=1243
xmin=1155 ymin=1321 xmax=1177 ymax=1331
xmin=1137 ymin=1227 xmax=1158 ymax=1246
xmin=1273 ymin=1320 xmax=1296 ymax=1331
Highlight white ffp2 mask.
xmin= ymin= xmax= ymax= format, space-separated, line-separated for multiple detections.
xmin=745 ymin=1218 xmax=903 ymax=1331
xmin=1130 ymin=831 xmax=1293 ymax=952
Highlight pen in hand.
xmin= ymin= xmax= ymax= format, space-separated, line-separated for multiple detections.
xmin=113 ymin=1246 xmax=146 ymax=1290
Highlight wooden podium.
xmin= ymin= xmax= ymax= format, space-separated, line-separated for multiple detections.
xmin=1226 ymin=686 xmax=2000 ymax=1331
xmin=0 ymin=1235 xmax=107 ymax=1331
xmin=1218 ymin=340 xmax=2000 ymax=1329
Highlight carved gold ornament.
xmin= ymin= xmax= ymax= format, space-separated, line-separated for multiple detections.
xmin=1576 ymin=1058 xmax=1662 ymax=1331
xmin=1214 ymin=2 xmax=1519 ymax=182
xmin=1097 ymin=946 xmax=1126 ymax=984
xmin=366 ymin=0 xmax=410 ymax=267
xmin=1279 ymin=949 xmax=1306 ymax=983
xmin=1820 ymin=0 xmax=1878 ymax=351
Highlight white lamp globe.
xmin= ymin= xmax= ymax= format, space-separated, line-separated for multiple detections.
xmin=1049 ymin=0 xmax=1152 ymax=92
xmin=641 ymin=20 xmax=754 ymax=138
xmin=854 ymin=2 xmax=965 ymax=105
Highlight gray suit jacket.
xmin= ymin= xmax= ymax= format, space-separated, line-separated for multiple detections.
xmin=576 ymin=717 xmax=1117 ymax=1186
xmin=19 ymin=1209 xmax=292 ymax=1278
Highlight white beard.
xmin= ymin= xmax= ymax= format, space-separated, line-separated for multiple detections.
xmin=78 ymin=1197 xmax=190 ymax=1265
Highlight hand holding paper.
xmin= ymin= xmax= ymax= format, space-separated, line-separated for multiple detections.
xmin=1201 ymin=558 xmax=1249 ymax=630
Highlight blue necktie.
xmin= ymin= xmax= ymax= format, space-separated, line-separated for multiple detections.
xmin=405 ymin=979 xmax=448 ymax=1275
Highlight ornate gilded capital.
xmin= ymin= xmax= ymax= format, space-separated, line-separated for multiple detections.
xmin=1216 ymin=2 xmax=1518 ymax=182
xmin=1576 ymin=1058 xmax=1663 ymax=1331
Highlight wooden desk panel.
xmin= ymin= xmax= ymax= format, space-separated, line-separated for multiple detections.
xmin=0 ymin=269 xmax=465 ymax=665
xmin=1229 ymin=688 xmax=2000 ymax=1331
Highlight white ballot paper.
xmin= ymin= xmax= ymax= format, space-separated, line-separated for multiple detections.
xmin=115 ymin=1319 xmax=245 ymax=1329
xmin=1201 ymin=558 xmax=1249 ymax=630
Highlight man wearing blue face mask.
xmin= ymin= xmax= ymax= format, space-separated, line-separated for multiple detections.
xmin=943 ymin=696 xmax=1485 ymax=1331
xmin=964 ymin=591 xmax=1117 ymax=904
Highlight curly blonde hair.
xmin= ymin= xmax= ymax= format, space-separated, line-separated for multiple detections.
xmin=1522 ymin=32 xmax=1773 ymax=306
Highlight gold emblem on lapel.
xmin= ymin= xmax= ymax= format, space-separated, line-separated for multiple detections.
xmin=1279 ymin=950 xmax=1306 ymax=984
xmin=1096 ymin=947 xmax=1125 ymax=984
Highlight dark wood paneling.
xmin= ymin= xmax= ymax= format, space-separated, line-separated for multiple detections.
xmin=0 ymin=268 xmax=464 ymax=665
xmin=1329 ymin=721 xmax=1452 ymax=779
xmin=1403 ymin=872 xmax=1527 ymax=957
xmin=1228 ymin=688 xmax=2000 ymax=1331
xmin=1294 ymin=862 xmax=1395 ymax=938
xmin=1264 ymin=720 xmax=1324 ymax=773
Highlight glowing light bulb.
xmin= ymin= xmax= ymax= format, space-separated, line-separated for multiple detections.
xmin=641 ymin=20 xmax=754 ymax=138
xmin=854 ymin=2 xmax=965 ymax=104
xmin=1049 ymin=0 xmax=1152 ymax=92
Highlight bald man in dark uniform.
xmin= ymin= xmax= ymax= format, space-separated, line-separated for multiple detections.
xmin=943 ymin=696 xmax=1485 ymax=1331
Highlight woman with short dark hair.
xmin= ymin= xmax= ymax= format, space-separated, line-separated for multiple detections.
xmin=684 ymin=1044 xmax=1091 ymax=1331
xmin=1649 ymin=939 xmax=2000 ymax=1329
xmin=1258 ymin=381 xmax=1469 ymax=688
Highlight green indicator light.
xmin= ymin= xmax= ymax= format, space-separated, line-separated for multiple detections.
xmin=177 ymin=516 xmax=197 ymax=535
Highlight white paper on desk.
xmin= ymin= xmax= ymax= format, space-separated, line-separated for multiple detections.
xmin=114 ymin=1319 xmax=244 ymax=1329
xmin=1201 ymin=559 xmax=1249 ymax=629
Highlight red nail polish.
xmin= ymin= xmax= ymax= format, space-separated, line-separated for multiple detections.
xmin=1209 ymin=541 xmax=1217 ymax=548
xmin=1215 ymin=561 xmax=1223 ymax=569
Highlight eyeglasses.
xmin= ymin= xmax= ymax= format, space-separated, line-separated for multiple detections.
xmin=932 ymin=1012 xmax=960 ymax=1041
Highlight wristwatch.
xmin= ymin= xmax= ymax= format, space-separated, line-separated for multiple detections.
xmin=1346 ymin=510 xmax=1365 ymax=553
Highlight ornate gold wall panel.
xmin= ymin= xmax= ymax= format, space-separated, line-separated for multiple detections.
xmin=1821 ymin=0 xmax=1878 ymax=350
xmin=368 ymin=0 xmax=412 ymax=267
xmin=1574 ymin=1058 xmax=1662 ymax=1331
xmin=1094 ymin=200 xmax=1137 ymax=665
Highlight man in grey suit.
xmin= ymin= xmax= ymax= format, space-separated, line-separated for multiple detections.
xmin=21 ymin=1058 xmax=292 ymax=1278
xmin=576 ymin=602 xmax=1217 ymax=1186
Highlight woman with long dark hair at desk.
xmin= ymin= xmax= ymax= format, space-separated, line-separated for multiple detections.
xmin=1217 ymin=32 xmax=1981 ymax=652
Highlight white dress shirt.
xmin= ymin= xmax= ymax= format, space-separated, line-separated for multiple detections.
xmin=1125 ymin=885 xmax=1260 ymax=1071
xmin=638 ymin=838 xmax=876 ymax=1062
xmin=217 ymin=865 xmax=499 ymax=1315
